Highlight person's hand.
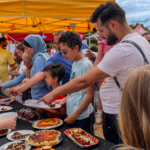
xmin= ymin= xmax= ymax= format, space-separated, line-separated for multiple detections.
xmin=86 ymin=50 xmax=95 ymax=61
xmin=54 ymin=100 xmax=66 ymax=106
xmin=2 ymin=118 xmax=16 ymax=129
xmin=6 ymin=87 xmax=21 ymax=96
xmin=64 ymin=114 xmax=78 ymax=124
xmin=97 ymin=80 xmax=104 ymax=89
xmin=37 ymin=93 xmax=55 ymax=106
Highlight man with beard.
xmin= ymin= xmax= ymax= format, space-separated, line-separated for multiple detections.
xmin=142 ymin=32 xmax=150 ymax=44
xmin=34 ymin=2 xmax=150 ymax=144
xmin=0 ymin=37 xmax=15 ymax=83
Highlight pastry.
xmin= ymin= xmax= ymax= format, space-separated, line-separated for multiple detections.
xmin=25 ymin=130 xmax=61 ymax=147
xmin=6 ymin=141 xmax=26 ymax=150
xmin=37 ymin=118 xmax=60 ymax=128
xmin=17 ymin=108 xmax=41 ymax=121
xmin=32 ymin=146 xmax=55 ymax=150
xmin=71 ymin=129 xmax=90 ymax=145
xmin=11 ymin=132 xmax=31 ymax=140
xmin=0 ymin=129 xmax=8 ymax=135
xmin=50 ymin=103 xmax=55 ymax=108
xmin=1 ymin=107 xmax=7 ymax=110
xmin=0 ymin=96 xmax=8 ymax=99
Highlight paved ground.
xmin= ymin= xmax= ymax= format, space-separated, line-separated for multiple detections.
xmin=94 ymin=124 xmax=104 ymax=139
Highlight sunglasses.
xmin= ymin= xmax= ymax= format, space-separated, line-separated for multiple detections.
xmin=61 ymin=50 xmax=68 ymax=55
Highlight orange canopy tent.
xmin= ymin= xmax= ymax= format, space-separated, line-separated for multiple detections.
xmin=0 ymin=0 xmax=115 ymax=34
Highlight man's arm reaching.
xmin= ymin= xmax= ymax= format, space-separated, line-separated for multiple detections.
xmin=37 ymin=66 xmax=109 ymax=105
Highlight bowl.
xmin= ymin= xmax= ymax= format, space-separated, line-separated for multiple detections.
xmin=0 ymin=112 xmax=18 ymax=121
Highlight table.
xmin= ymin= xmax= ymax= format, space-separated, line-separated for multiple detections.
xmin=0 ymin=101 xmax=115 ymax=150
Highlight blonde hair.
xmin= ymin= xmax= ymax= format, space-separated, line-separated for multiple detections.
xmin=119 ymin=65 xmax=150 ymax=150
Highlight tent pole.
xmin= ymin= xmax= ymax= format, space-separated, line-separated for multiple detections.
xmin=89 ymin=32 xmax=91 ymax=48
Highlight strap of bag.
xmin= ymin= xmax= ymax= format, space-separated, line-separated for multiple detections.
xmin=114 ymin=40 xmax=149 ymax=91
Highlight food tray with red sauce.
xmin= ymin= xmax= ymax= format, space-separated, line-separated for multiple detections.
xmin=64 ymin=128 xmax=99 ymax=148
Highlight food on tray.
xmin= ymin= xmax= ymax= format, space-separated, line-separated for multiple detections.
xmin=25 ymin=130 xmax=61 ymax=147
xmin=33 ymin=146 xmax=55 ymax=150
xmin=32 ymin=146 xmax=55 ymax=150
xmin=6 ymin=141 xmax=26 ymax=150
xmin=71 ymin=129 xmax=90 ymax=145
xmin=11 ymin=132 xmax=31 ymax=140
xmin=0 ymin=95 xmax=8 ymax=99
xmin=37 ymin=118 xmax=60 ymax=128
xmin=0 ymin=129 xmax=8 ymax=135
xmin=1 ymin=106 xmax=7 ymax=110
xmin=17 ymin=108 xmax=41 ymax=121
xmin=50 ymin=103 xmax=55 ymax=107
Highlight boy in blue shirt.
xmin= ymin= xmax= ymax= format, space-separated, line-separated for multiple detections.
xmin=38 ymin=31 xmax=94 ymax=132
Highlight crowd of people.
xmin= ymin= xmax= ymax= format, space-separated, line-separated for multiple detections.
xmin=0 ymin=1 xmax=150 ymax=149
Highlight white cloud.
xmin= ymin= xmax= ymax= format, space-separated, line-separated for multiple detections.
xmin=116 ymin=0 xmax=150 ymax=29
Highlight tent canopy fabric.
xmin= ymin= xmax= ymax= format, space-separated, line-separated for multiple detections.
xmin=134 ymin=25 xmax=147 ymax=35
xmin=0 ymin=0 xmax=115 ymax=33
xmin=8 ymin=33 xmax=54 ymax=41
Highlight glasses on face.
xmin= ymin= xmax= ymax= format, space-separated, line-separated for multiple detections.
xmin=61 ymin=50 xmax=68 ymax=55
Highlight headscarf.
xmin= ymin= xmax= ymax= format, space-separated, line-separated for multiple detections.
xmin=22 ymin=52 xmax=32 ymax=78
xmin=24 ymin=34 xmax=50 ymax=64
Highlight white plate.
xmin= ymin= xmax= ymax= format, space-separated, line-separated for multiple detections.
xmin=0 ymin=141 xmax=31 ymax=150
xmin=7 ymin=130 xmax=34 ymax=141
xmin=24 ymin=99 xmax=61 ymax=109
xmin=0 ymin=98 xmax=11 ymax=102
xmin=0 ymin=106 xmax=13 ymax=112
xmin=0 ymin=129 xmax=11 ymax=137
xmin=32 ymin=118 xmax=63 ymax=130
xmin=0 ymin=112 xmax=18 ymax=121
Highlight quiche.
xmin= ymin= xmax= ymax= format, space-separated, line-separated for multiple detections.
xmin=37 ymin=118 xmax=60 ymax=128
xmin=25 ymin=130 xmax=61 ymax=147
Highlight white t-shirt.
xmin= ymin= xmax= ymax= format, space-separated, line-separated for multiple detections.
xmin=51 ymin=49 xmax=56 ymax=56
xmin=98 ymin=33 xmax=150 ymax=114
xmin=18 ymin=61 xmax=26 ymax=74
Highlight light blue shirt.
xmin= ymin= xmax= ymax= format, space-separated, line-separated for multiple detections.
xmin=2 ymin=72 xmax=26 ymax=89
xmin=67 ymin=58 xmax=93 ymax=120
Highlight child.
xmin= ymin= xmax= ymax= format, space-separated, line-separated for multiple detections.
xmin=0 ymin=118 xmax=16 ymax=129
xmin=55 ymin=31 xmax=94 ymax=132
xmin=119 ymin=65 xmax=150 ymax=149
xmin=42 ymin=63 xmax=66 ymax=118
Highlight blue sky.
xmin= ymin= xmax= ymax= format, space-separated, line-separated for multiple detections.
xmin=116 ymin=0 xmax=150 ymax=29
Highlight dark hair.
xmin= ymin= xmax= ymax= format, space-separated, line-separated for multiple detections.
xmin=16 ymin=44 xmax=24 ymax=52
xmin=90 ymin=1 xmax=126 ymax=26
xmin=59 ymin=31 xmax=82 ymax=50
xmin=55 ymin=30 xmax=66 ymax=36
xmin=0 ymin=37 xmax=7 ymax=43
xmin=142 ymin=32 xmax=150 ymax=36
xmin=14 ymin=54 xmax=21 ymax=64
xmin=90 ymin=46 xmax=98 ymax=52
xmin=47 ymin=45 xmax=50 ymax=49
xmin=44 ymin=63 xmax=65 ymax=82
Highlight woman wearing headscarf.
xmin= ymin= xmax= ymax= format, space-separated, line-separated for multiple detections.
xmin=22 ymin=34 xmax=51 ymax=100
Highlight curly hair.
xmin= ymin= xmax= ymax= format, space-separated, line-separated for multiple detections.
xmin=59 ymin=31 xmax=82 ymax=51
xmin=90 ymin=1 xmax=126 ymax=26
xmin=44 ymin=63 xmax=65 ymax=82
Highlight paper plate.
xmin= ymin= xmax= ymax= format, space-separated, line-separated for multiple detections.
xmin=0 ymin=112 xmax=18 ymax=121
xmin=32 ymin=118 xmax=63 ymax=130
xmin=24 ymin=99 xmax=61 ymax=109
xmin=0 ymin=106 xmax=13 ymax=112
xmin=0 ymin=141 xmax=31 ymax=150
xmin=7 ymin=130 xmax=34 ymax=141
xmin=0 ymin=129 xmax=11 ymax=137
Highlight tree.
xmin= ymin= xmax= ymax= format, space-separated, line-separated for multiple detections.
xmin=130 ymin=23 xmax=149 ymax=31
